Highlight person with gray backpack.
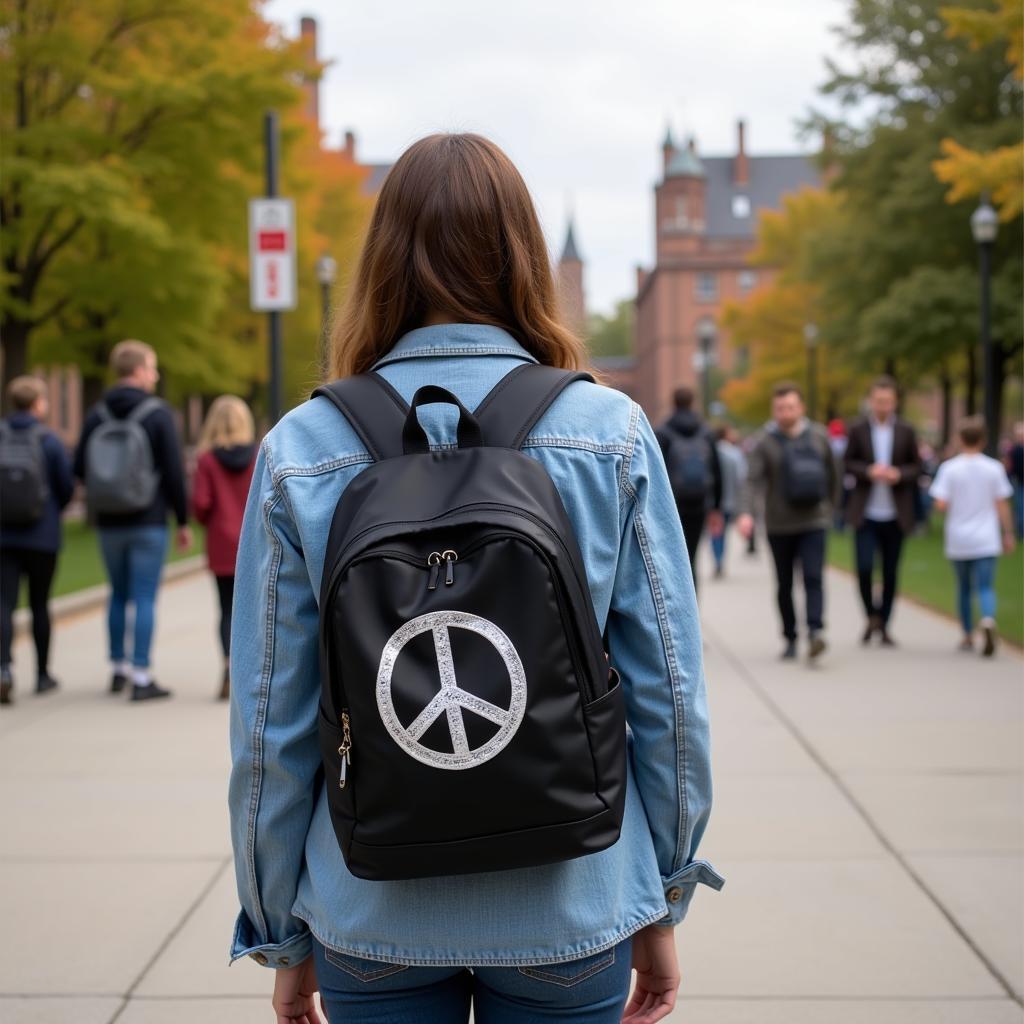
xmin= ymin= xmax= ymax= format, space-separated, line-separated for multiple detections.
xmin=73 ymin=340 xmax=192 ymax=701
xmin=0 ymin=376 xmax=74 ymax=705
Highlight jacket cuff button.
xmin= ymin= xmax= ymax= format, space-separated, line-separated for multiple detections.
xmin=250 ymin=952 xmax=269 ymax=965
xmin=666 ymin=886 xmax=684 ymax=904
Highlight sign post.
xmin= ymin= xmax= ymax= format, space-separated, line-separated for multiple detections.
xmin=248 ymin=111 xmax=295 ymax=423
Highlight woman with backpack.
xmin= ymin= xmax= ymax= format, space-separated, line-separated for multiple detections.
xmin=192 ymin=396 xmax=256 ymax=700
xmin=228 ymin=133 xmax=720 ymax=1024
xmin=0 ymin=376 xmax=74 ymax=705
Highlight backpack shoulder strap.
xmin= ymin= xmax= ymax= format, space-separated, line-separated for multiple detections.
xmin=127 ymin=397 xmax=164 ymax=423
xmin=311 ymin=373 xmax=410 ymax=462
xmin=474 ymin=363 xmax=595 ymax=450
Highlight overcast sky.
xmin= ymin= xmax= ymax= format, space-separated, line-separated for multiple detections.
xmin=265 ymin=0 xmax=848 ymax=315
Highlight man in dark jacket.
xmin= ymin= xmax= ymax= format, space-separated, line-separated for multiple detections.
xmin=737 ymin=382 xmax=840 ymax=661
xmin=655 ymin=386 xmax=723 ymax=594
xmin=73 ymin=340 xmax=191 ymax=701
xmin=0 ymin=377 xmax=75 ymax=704
xmin=843 ymin=376 xmax=922 ymax=646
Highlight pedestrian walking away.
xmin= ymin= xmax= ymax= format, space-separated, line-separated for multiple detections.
xmin=228 ymin=133 xmax=722 ymax=1024
xmin=655 ymin=386 xmax=723 ymax=594
xmin=1007 ymin=422 xmax=1024 ymax=541
xmin=0 ymin=376 xmax=75 ymax=705
xmin=73 ymin=340 xmax=193 ymax=702
xmin=842 ymin=376 xmax=922 ymax=647
xmin=929 ymin=416 xmax=1016 ymax=658
xmin=737 ymin=381 xmax=839 ymax=662
xmin=711 ymin=425 xmax=746 ymax=579
xmin=192 ymin=395 xmax=256 ymax=701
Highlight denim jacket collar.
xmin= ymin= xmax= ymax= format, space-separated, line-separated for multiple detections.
xmin=372 ymin=323 xmax=539 ymax=369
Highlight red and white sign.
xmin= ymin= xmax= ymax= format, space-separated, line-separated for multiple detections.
xmin=249 ymin=198 xmax=296 ymax=311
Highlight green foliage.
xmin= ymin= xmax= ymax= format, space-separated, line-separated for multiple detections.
xmin=586 ymin=300 xmax=633 ymax=358
xmin=804 ymin=0 xmax=1023 ymax=392
xmin=1 ymin=0 xmax=370 ymax=412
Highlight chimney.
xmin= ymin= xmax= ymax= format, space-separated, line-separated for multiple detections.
xmin=734 ymin=119 xmax=749 ymax=187
xmin=343 ymin=130 xmax=356 ymax=161
xmin=300 ymin=17 xmax=319 ymax=128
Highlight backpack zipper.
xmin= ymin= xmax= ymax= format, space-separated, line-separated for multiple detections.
xmin=337 ymin=710 xmax=352 ymax=788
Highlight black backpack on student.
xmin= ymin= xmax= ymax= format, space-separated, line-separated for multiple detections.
xmin=779 ymin=429 xmax=828 ymax=507
xmin=0 ymin=422 xmax=50 ymax=528
xmin=665 ymin=432 xmax=713 ymax=506
xmin=312 ymin=365 xmax=626 ymax=881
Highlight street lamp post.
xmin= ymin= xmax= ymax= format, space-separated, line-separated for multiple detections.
xmin=697 ymin=318 xmax=716 ymax=418
xmin=970 ymin=196 xmax=999 ymax=455
xmin=804 ymin=322 xmax=819 ymax=422
xmin=315 ymin=252 xmax=337 ymax=379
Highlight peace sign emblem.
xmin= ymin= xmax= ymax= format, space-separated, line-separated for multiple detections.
xmin=376 ymin=611 xmax=528 ymax=770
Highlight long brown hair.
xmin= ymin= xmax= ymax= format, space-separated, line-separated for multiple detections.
xmin=328 ymin=133 xmax=587 ymax=379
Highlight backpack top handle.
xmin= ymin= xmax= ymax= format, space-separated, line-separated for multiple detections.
xmin=401 ymin=385 xmax=483 ymax=455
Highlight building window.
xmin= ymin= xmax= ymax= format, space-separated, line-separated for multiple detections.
xmin=695 ymin=272 xmax=718 ymax=302
xmin=738 ymin=269 xmax=758 ymax=292
xmin=732 ymin=194 xmax=751 ymax=218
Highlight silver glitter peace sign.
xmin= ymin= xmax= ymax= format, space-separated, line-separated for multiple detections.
xmin=376 ymin=611 xmax=528 ymax=770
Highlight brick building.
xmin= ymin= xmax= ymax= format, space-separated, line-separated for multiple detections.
xmin=556 ymin=219 xmax=586 ymax=339
xmin=611 ymin=122 xmax=820 ymax=421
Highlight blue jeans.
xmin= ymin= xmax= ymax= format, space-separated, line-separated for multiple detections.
xmin=710 ymin=512 xmax=732 ymax=571
xmin=98 ymin=526 xmax=168 ymax=668
xmin=312 ymin=938 xmax=633 ymax=1023
xmin=1013 ymin=482 xmax=1024 ymax=541
xmin=952 ymin=557 xmax=997 ymax=635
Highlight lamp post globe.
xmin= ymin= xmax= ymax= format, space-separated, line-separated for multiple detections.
xmin=971 ymin=197 xmax=998 ymax=454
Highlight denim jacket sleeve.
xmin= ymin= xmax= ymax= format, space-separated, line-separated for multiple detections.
xmin=227 ymin=441 xmax=319 ymax=968
xmin=607 ymin=409 xmax=722 ymax=925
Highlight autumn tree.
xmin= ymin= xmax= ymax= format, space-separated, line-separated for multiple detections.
xmin=0 ymin=0 xmax=359 ymax=408
xmin=803 ymin=0 xmax=1022 ymax=429
xmin=719 ymin=188 xmax=868 ymax=424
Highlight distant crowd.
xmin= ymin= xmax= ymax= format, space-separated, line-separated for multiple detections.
xmin=0 ymin=340 xmax=255 ymax=706
xmin=1 ymin=348 xmax=1021 ymax=708
xmin=655 ymin=376 xmax=1020 ymax=661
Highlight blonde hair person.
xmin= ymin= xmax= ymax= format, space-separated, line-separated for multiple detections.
xmin=192 ymin=396 xmax=257 ymax=699
xmin=198 ymin=395 xmax=255 ymax=454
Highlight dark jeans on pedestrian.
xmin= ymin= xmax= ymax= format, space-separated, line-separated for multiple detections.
xmin=767 ymin=529 xmax=826 ymax=641
xmin=98 ymin=525 xmax=167 ymax=669
xmin=215 ymin=574 xmax=234 ymax=658
xmin=0 ymin=547 xmax=58 ymax=675
xmin=312 ymin=937 xmax=633 ymax=1024
xmin=854 ymin=517 xmax=904 ymax=627
xmin=679 ymin=506 xmax=706 ymax=594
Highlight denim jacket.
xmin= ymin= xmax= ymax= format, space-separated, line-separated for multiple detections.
xmin=228 ymin=323 xmax=722 ymax=969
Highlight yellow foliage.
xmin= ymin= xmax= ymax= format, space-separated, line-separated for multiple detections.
xmin=940 ymin=0 xmax=1023 ymax=78
xmin=932 ymin=138 xmax=1024 ymax=220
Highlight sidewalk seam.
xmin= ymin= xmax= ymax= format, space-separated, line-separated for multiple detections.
xmin=705 ymin=620 xmax=1024 ymax=1008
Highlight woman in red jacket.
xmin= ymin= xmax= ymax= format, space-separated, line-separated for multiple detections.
xmin=193 ymin=396 xmax=256 ymax=699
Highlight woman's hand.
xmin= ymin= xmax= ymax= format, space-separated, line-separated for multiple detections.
xmin=272 ymin=956 xmax=325 ymax=1024
xmin=622 ymin=924 xmax=680 ymax=1023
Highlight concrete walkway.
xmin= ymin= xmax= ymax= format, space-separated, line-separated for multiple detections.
xmin=1 ymin=541 xmax=1021 ymax=1023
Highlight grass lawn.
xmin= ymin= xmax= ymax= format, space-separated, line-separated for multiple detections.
xmin=828 ymin=519 xmax=1023 ymax=647
xmin=17 ymin=520 xmax=205 ymax=604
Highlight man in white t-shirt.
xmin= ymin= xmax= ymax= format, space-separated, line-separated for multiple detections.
xmin=929 ymin=417 xmax=1016 ymax=657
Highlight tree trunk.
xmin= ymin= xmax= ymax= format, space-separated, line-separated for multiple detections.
xmin=0 ymin=316 xmax=31 ymax=409
xmin=940 ymin=368 xmax=952 ymax=449
xmin=966 ymin=342 xmax=977 ymax=415
xmin=994 ymin=339 xmax=1008 ymax=444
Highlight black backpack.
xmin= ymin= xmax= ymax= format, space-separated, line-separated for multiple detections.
xmin=312 ymin=365 xmax=626 ymax=882
xmin=84 ymin=398 xmax=163 ymax=516
xmin=0 ymin=422 xmax=50 ymax=528
xmin=665 ymin=432 xmax=713 ymax=505
xmin=779 ymin=429 xmax=828 ymax=507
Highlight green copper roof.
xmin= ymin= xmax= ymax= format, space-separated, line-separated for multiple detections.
xmin=665 ymin=139 xmax=705 ymax=179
